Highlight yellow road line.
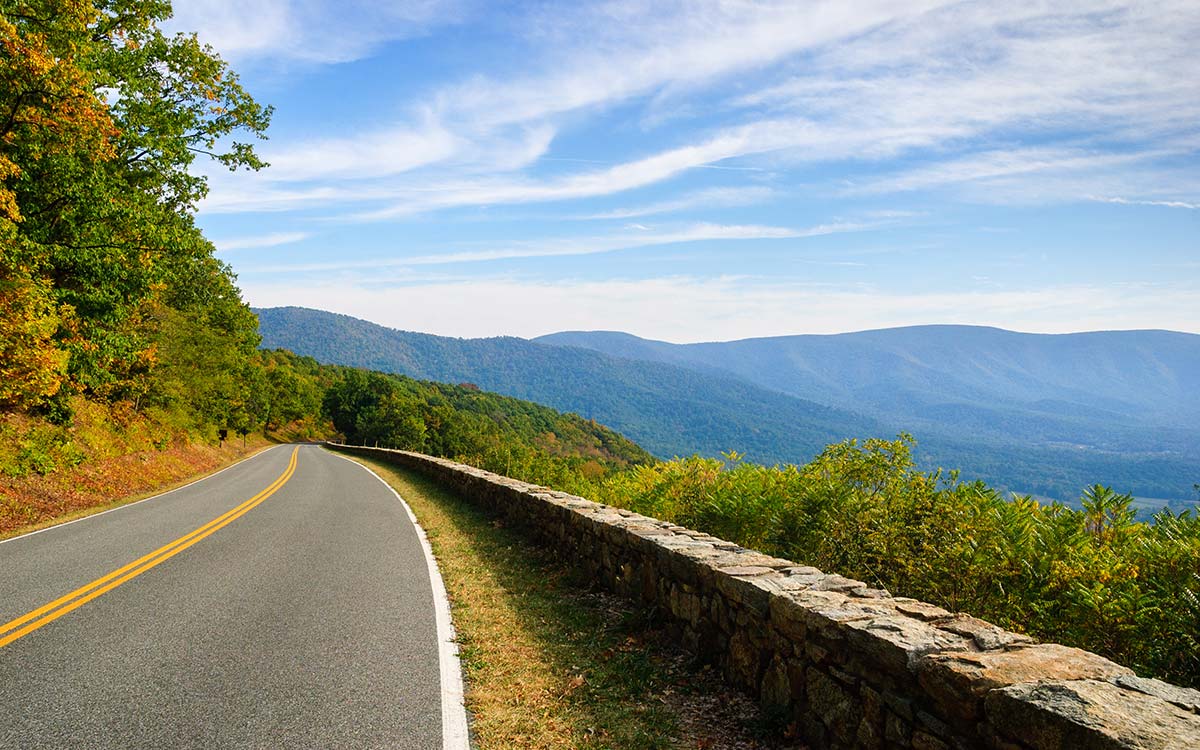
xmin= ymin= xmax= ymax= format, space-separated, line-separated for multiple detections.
xmin=0 ymin=447 xmax=299 ymax=649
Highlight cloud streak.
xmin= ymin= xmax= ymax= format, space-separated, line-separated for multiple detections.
xmin=238 ymin=221 xmax=860 ymax=273
xmin=198 ymin=1 xmax=1200 ymax=221
xmin=1090 ymin=196 xmax=1200 ymax=210
xmin=168 ymin=0 xmax=467 ymax=64
xmin=212 ymin=231 xmax=311 ymax=252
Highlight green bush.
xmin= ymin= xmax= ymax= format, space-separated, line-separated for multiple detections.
xmin=595 ymin=436 xmax=1200 ymax=687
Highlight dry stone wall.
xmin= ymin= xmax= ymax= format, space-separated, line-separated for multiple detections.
xmin=330 ymin=444 xmax=1200 ymax=750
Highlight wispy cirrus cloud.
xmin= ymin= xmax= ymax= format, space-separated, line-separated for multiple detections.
xmin=1090 ymin=196 xmax=1200 ymax=210
xmin=199 ymin=1 xmax=1200 ymax=222
xmin=168 ymin=0 xmax=469 ymax=64
xmin=238 ymin=221 xmax=859 ymax=273
xmin=579 ymin=186 xmax=776 ymax=220
xmin=212 ymin=231 xmax=311 ymax=252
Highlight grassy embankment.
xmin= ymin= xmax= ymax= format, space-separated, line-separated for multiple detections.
xmin=0 ymin=399 xmax=325 ymax=540
xmin=348 ymin=454 xmax=795 ymax=750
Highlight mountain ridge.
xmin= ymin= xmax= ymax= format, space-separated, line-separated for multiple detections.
xmin=254 ymin=306 xmax=885 ymax=464
xmin=256 ymin=307 xmax=1200 ymax=503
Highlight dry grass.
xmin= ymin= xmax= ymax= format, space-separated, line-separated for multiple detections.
xmin=349 ymin=454 xmax=801 ymax=750
xmin=0 ymin=434 xmax=273 ymax=539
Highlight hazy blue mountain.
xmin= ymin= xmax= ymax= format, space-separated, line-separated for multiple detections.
xmin=257 ymin=307 xmax=1200 ymax=504
xmin=536 ymin=326 xmax=1200 ymax=453
xmin=254 ymin=307 xmax=883 ymax=465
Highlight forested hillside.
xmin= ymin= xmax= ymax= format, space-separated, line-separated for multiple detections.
xmin=324 ymin=368 xmax=652 ymax=494
xmin=0 ymin=1 xmax=358 ymax=531
xmin=538 ymin=326 xmax=1200 ymax=451
xmin=257 ymin=307 xmax=1200 ymax=505
xmin=255 ymin=306 xmax=883 ymax=465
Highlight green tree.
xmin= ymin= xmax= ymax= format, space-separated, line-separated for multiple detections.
xmin=1 ymin=0 xmax=270 ymax=414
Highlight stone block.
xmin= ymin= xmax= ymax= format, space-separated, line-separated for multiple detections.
xmin=985 ymin=679 xmax=1200 ymax=750
xmin=885 ymin=710 xmax=913 ymax=746
xmin=911 ymin=730 xmax=952 ymax=750
xmin=1113 ymin=675 xmax=1200 ymax=714
xmin=841 ymin=613 xmax=971 ymax=678
xmin=761 ymin=656 xmax=794 ymax=709
xmin=713 ymin=568 xmax=780 ymax=615
xmin=920 ymin=644 xmax=1133 ymax=722
xmin=808 ymin=668 xmax=860 ymax=743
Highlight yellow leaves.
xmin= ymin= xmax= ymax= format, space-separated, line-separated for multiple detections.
xmin=0 ymin=268 xmax=69 ymax=408
xmin=0 ymin=156 xmax=21 ymax=222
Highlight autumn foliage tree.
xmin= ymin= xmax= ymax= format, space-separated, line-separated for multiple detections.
xmin=1 ymin=0 xmax=271 ymax=426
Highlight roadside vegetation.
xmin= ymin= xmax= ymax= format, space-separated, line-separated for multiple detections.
xmin=0 ymin=2 xmax=327 ymax=529
xmin=330 ymin=384 xmax=1199 ymax=687
xmin=594 ymin=439 xmax=1200 ymax=688
xmin=349 ymin=455 xmax=793 ymax=750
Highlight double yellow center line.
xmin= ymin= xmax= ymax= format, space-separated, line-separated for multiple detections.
xmin=0 ymin=447 xmax=299 ymax=649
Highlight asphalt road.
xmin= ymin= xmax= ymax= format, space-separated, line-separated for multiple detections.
xmin=0 ymin=444 xmax=449 ymax=749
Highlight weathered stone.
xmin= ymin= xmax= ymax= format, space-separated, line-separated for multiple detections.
xmin=842 ymin=614 xmax=971 ymax=677
xmin=861 ymin=684 xmax=885 ymax=741
xmin=830 ymin=665 xmax=859 ymax=688
xmin=761 ymin=656 xmax=792 ymax=709
xmin=1113 ymin=675 xmax=1200 ymax=714
xmin=808 ymin=668 xmax=859 ymax=743
xmin=920 ymin=644 xmax=1133 ymax=721
xmin=729 ymin=629 xmax=764 ymax=687
xmin=768 ymin=591 xmax=809 ymax=641
xmin=811 ymin=573 xmax=871 ymax=594
xmin=850 ymin=587 xmax=891 ymax=599
xmin=713 ymin=568 xmax=778 ymax=614
xmin=885 ymin=711 xmax=913 ymax=745
xmin=985 ymin=679 xmax=1200 ymax=750
xmin=857 ymin=715 xmax=885 ymax=750
xmin=911 ymin=730 xmax=952 ymax=750
xmin=782 ymin=565 xmax=824 ymax=576
xmin=936 ymin=614 xmax=1034 ymax=651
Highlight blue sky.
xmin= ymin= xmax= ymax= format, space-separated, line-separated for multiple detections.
xmin=174 ymin=1 xmax=1198 ymax=342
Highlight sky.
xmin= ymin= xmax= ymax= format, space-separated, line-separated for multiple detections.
xmin=174 ymin=1 xmax=1199 ymax=343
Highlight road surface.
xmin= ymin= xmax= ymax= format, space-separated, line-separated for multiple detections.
xmin=0 ymin=444 xmax=463 ymax=748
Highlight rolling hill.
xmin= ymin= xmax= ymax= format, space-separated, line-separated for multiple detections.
xmin=254 ymin=307 xmax=883 ymax=465
xmin=536 ymin=326 xmax=1200 ymax=454
xmin=256 ymin=307 xmax=1200 ymax=505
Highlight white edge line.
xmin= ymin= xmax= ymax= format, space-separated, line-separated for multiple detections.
xmin=0 ymin=444 xmax=286 ymax=547
xmin=326 ymin=448 xmax=471 ymax=750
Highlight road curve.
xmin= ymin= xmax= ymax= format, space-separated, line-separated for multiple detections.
xmin=0 ymin=444 xmax=461 ymax=749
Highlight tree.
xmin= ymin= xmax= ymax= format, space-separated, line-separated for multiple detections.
xmin=0 ymin=0 xmax=271 ymax=413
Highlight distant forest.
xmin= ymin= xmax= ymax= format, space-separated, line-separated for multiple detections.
xmin=256 ymin=307 xmax=1200 ymax=510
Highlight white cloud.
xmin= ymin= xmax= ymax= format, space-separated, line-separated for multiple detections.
xmin=435 ymin=0 xmax=954 ymax=130
xmin=240 ymin=275 xmax=1200 ymax=342
xmin=167 ymin=0 xmax=467 ymax=64
xmin=238 ymin=221 xmax=855 ymax=273
xmin=197 ymin=1 xmax=1200 ymax=219
xmin=581 ymin=186 xmax=776 ymax=219
xmin=212 ymin=231 xmax=311 ymax=252
xmin=847 ymin=148 xmax=1154 ymax=196
xmin=1090 ymin=196 xmax=1200 ymax=210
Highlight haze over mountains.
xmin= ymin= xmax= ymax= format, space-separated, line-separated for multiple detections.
xmin=537 ymin=327 xmax=1200 ymax=454
xmin=256 ymin=307 xmax=1200 ymax=507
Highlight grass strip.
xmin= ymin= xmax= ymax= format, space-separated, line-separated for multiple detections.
xmin=350 ymin=454 xmax=796 ymax=750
